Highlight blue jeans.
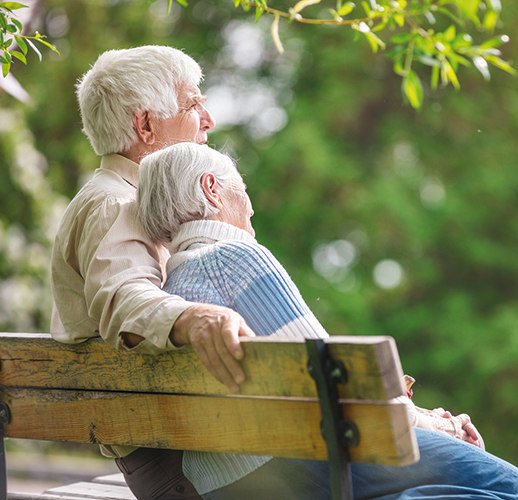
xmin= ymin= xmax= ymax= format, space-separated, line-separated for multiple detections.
xmin=201 ymin=428 xmax=518 ymax=499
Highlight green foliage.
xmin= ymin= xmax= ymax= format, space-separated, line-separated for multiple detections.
xmin=0 ymin=1 xmax=58 ymax=77
xmin=167 ymin=0 xmax=516 ymax=108
xmin=2 ymin=0 xmax=515 ymax=109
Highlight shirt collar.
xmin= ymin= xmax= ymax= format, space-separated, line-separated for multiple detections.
xmin=100 ymin=154 xmax=140 ymax=188
xmin=169 ymin=220 xmax=257 ymax=255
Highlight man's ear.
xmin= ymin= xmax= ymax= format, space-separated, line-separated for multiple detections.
xmin=200 ymin=172 xmax=223 ymax=209
xmin=132 ymin=110 xmax=157 ymax=146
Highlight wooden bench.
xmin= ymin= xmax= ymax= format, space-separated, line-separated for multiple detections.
xmin=0 ymin=333 xmax=419 ymax=500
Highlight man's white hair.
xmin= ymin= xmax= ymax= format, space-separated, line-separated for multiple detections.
xmin=137 ymin=143 xmax=241 ymax=243
xmin=76 ymin=46 xmax=203 ymax=156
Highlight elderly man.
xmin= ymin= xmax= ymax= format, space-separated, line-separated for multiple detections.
xmin=50 ymin=46 xmax=254 ymax=499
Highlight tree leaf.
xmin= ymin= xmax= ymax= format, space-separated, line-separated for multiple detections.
xmin=175 ymin=0 xmax=188 ymax=7
xmin=337 ymin=2 xmax=355 ymax=16
xmin=456 ymin=0 xmax=480 ymax=22
xmin=443 ymin=25 xmax=456 ymax=42
xmin=391 ymin=33 xmax=411 ymax=44
xmin=10 ymin=49 xmax=26 ymax=64
xmin=11 ymin=17 xmax=21 ymax=31
xmin=393 ymin=57 xmax=405 ymax=76
xmin=487 ymin=0 xmax=502 ymax=13
xmin=365 ymin=31 xmax=385 ymax=53
xmin=485 ymin=55 xmax=517 ymax=75
xmin=271 ymin=15 xmax=284 ymax=53
xmin=26 ymin=37 xmax=41 ymax=61
xmin=2 ymin=61 xmax=10 ymax=77
xmin=416 ymin=55 xmax=441 ymax=67
xmin=444 ymin=60 xmax=460 ymax=89
xmin=483 ymin=10 xmax=498 ymax=31
xmin=479 ymin=35 xmax=509 ymax=50
xmin=255 ymin=5 xmax=264 ymax=22
xmin=402 ymin=69 xmax=423 ymax=109
xmin=14 ymin=35 xmax=26 ymax=55
xmin=473 ymin=55 xmax=490 ymax=80
xmin=0 ymin=2 xmax=28 ymax=10
xmin=34 ymin=38 xmax=59 ymax=53
xmin=393 ymin=12 xmax=405 ymax=27
xmin=431 ymin=64 xmax=439 ymax=90
xmin=292 ymin=0 xmax=321 ymax=14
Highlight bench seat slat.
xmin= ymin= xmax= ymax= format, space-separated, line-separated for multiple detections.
xmin=0 ymin=388 xmax=417 ymax=466
xmin=41 ymin=482 xmax=135 ymax=500
xmin=0 ymin=335 xmax=405 ymax=401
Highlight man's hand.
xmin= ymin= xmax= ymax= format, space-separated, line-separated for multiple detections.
xmin=171 ymin=303 xmax=256 ymax=394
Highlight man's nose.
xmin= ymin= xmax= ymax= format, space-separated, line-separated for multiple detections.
xmin=200 ymin=105 xmax=216 ymax=131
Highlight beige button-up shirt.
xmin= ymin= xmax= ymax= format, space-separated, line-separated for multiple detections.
xmin=50 ymin=153 xmax=193 ymax=354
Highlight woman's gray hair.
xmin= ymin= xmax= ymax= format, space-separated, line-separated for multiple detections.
xmin=137 ymin=143 xmax=241 ymax=243
xmin=76 ymin=46 xmax=202 ymax=156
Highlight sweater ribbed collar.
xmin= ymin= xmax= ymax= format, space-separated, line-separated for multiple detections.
xmin=169 ymin=220 xmax=257 ymax=255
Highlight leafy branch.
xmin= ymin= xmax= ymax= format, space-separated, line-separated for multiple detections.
xmin=0 ymin=1 xmax=59 ymax=79
xmin=164 ymin=0 xmax=515 ymax=109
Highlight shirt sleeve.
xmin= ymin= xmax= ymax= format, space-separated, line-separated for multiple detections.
xmin=215 ymin=242 xmax=329 ymax=339
xmin=51 ymin=194 xmax=194 ymax=354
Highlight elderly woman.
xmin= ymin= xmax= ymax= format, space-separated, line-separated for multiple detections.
xmin=136 ymin=143 xmax=518 ymax=500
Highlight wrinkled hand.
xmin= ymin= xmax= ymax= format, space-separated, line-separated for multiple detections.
xmin=435 ymin=409 xmax=485 ymax=449
xmin=417 ymin=406 xmax=484 ymax=449
xmin=171 ymin=303 xmax=256 ymax=394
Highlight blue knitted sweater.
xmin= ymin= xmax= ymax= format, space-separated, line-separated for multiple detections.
xmin=163 ymin=220 xmax=328 ymax=494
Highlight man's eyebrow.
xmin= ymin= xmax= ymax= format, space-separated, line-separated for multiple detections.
xmin=179 ymin=93 xmax=207 ymax=109
xmin=193 ymin=94 xmax=207 ymax=104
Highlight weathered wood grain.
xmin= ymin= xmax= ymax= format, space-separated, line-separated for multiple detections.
xmin=0 ymin=387 xmax=417 ymax=466
xmin=0 ymin=334 xmax=405 ymax=400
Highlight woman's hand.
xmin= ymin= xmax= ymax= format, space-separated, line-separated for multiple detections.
xmin=415 ymin=406 xmax=485 ymax=450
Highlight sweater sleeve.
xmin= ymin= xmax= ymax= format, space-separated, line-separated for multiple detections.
xmin=216 ymin=242 xmax=328 ymax=339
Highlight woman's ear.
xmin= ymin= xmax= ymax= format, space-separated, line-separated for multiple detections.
xmin=132 ymin=110 xmax=157 ymax=146
xmin=200 ymin=172 xmax=223 ymax=209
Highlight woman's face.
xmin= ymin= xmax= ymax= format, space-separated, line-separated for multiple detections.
xmin=218 ymin=179 xmax=255 ymax=237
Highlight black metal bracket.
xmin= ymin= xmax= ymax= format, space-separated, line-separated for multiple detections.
xmin=0 ymin=402 xmax=11 ymax=500
xmin=306 ymin=339 xmax=359 ymax=500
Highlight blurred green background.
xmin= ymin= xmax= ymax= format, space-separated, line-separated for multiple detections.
xmin=1 ymin=0 xmax=518 ymax=467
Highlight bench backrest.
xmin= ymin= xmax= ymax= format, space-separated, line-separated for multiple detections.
xmin=0 ymin=333 xmax=418 ymax=466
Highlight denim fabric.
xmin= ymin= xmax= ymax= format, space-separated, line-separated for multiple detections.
xmin=201 ymin=428 xmax=518 ymax=500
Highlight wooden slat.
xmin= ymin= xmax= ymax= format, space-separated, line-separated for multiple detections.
xmin=91 ymin=474 xmax=127 ymax=487
xmin=43 ymin=482 xmax=135 ymax=500
xmin=0 ymin=334 xmax=405 ymax=400
xmin=0 ymin=388 xmax=418 ymax=466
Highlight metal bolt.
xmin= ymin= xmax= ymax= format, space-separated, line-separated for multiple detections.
xmin=344 ymin=428 xmax=354 ymax=441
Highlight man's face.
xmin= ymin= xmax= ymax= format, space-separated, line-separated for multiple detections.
xmin=155 ymin=84 xmax=216 ymax=146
